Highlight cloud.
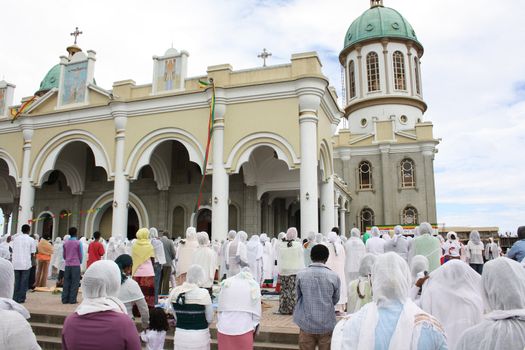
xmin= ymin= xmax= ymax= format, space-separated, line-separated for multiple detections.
xmin=0 ymin=0 xmax=523 ymax=233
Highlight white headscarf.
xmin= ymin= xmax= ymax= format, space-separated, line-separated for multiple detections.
xmin=315 ymin=233 xmax=324 ymax=243
xmin=0 ymin=236 xmax=10 ymax=260
xmin=260 ymin=233 xmax=269 ymax=243
xmin=0 ymin=258 xmax=30 ymax=319
xmin=149 ymin=227 xmax=159 ymax=239
xmin=469 ymin=230 xmax=482 ymax=245
xmin=197 ymin=232 xmax=210 ymax=246
xmin=344 ymin=229 xmax=367 ymax=282
xmin=409 ymin=255 xmax=429 ymax=284
xmin=456 ymin=258 xmax=525 ymax=350
xmin=358 ymin=254 xmax=377 ymax=278
xmin=327 ymin=231 xmax=342 ymax=255
xmin=227 ymin=230 xmax=237 ymax=240
xmin=286 ymin=227 xmax=298 ymax=241
xmin=419 ymin=222 xmax=433 ymax=236
xmin=420 ymin=260 xmax=483 ymax=349
xmin=370 ymin=226 xmax=380 ymax=238
xmin=186 ymin=227 xmax=197 ymax=241
xmin=76 ymin=260 xmax=127 ymax=316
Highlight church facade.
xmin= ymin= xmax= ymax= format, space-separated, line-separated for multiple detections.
xmin=0 ymin=0 xmax=438 ymax=241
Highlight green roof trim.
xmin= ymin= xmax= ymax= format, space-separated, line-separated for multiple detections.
xmin=37 ymin=64 xmax=61 ymax=94
xmin=343 ymin=6 xmax=422 ymax=50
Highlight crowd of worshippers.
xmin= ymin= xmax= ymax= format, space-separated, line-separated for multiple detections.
xmin=0 ymin=224 xmax=524 ymax=349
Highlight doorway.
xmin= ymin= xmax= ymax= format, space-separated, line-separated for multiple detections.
xmin=196 ymin=209 xmax=212 ymax=239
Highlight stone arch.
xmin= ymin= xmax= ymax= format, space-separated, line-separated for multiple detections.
xmin=34 ymin=210 xmax=56 ymax=239
xmin=84 ymin=191 xmax=149 ymax=238
xmin=318 ymin=139 xmax=333 ymax=181
xmin=126 ymin=128 xmax=205 ymax=179
xmin=226 ymin=132 xmax=300 ymax=173
xmin=149 ymin=153 xmax=170 ymax=190
xmin=54 ymin=160 xmax=84 ymax=194
xmin=0 ymin=149 xmax=20 ymax=182
xmin=31 ymin=130 xmax=112 ymax=187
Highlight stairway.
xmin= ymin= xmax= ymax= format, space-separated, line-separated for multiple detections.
xmin=30 ymin=312 xmax=299 ymax=350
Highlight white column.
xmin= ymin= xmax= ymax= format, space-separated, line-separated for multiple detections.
xmin=422 ymin=145 xmax=437 ymax=223
xmin=111 ymin=107 xmax=130 ymax=238
xmin=320 ymin=176 xmax=335 ymax=234
xmin=380 ymin=145 xmax=392 ymax=224
xmin=297 ymin=78 xmax=326 ymax=238
xmin=18 ymin=126 xmax=35 ymax=232
xmin=211 ymin=95 xmax=229 ymax=241
xmin=2 ymin=208 xmax=11 ymax=236
xmin=339 ymin=207 xmax=346 ymax=236
xmin=334 ymin=203 xmax=340 ymax=230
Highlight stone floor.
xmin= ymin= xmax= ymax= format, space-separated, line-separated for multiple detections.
xmin=23 ymin=283 xmax=299 ymax=334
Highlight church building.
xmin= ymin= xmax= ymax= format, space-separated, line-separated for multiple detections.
xmin=0 ymin=0 xmax=438 ymax=240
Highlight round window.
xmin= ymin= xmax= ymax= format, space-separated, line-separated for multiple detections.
xmin=360 ymin=118 xmax=368 ymax=127
xmin=400 ymin=115 xmax=408 ymax=124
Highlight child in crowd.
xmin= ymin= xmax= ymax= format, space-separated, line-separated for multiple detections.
xmin=141 ymin=307 xmax=169 ymax=350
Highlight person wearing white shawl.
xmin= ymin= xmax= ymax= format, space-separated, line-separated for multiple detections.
xmin=219 ymin=230 xmax=236 ymax=280
xmin=420 ymin=260 xmax=483 ymax=350
xmin=105 ymin=237 xmax=119 ymax=261
xmin=332 ymin=252 xmax=447 ymax=350
xmin=217 ymin=267 xmax=262 ymax=350
xmin=365 ymin=226 xmax=385 ymax=255
xmin=347 ymin=253 xmax=376 ymax=313
xmin=384 ymin=225 xmax=409 ymax=261
xmin=192 ymin=232 xmax=218 ymax=290
xmin=79 ymin=236 xmax=89 ymax=273
xmin=0 ymin=257 xmax=40 ymax=349
xmin=0 ymin=235 xmax=10 ymax=260
xmin=278 ymin=228 xmax=305 ymax=314
xmin=408 ymin=222 xmax=442 ymax=273
xmin=465 ymin=230 xmax=484 ymax=274
xmin=456 ymin=257 xmax=525 ymax=350
xmin=176 ymin=227 xmax=200 ymax=285
xmin=409 ymin=255 xmax=429 ymax=305
xmin=62 ymin=260 xmax=141 ymax=349
xmin=345 ymin=228 xmax=367 ymax=284
xmin=226 ymin=231 xmax=249 ymax=278
xmin=314 ymin=232 xmax=325 ymax=244
xmin=246 ymin=234 xmax=264 ymax=285
xmin=325 ymin=231 xmax=347 ymax=312
xmin=484 ymin=237 xmax=500 ymax=261
xmin=303 ymin=232 xmax=316 ymax=266
xmin=260 ymin=233 xmax=274 ymax=286
xmin=50 ymin=237 xmax=62 ymax=277
xmin=170 ymin=264 xmax=213 ymax=350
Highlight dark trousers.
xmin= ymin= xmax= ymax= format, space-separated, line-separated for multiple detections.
xmin=13 ymin=269 xmax=30 ymax=303
xmin=28 ymin=265 xmax=36 ymax=290
xmin=160 ymin=265 xmax=171 ymax=295
xmin=298 ymin=330 xmax=332 ymax=350
xmin=470 ymin=263 xmax=484 ymax=275
xmin=153 ymin=263 xmax=162 ymax=305
xmin=62 ymin=266 xmax=81 ymax=304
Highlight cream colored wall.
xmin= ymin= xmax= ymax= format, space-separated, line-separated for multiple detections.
xmin=223 ymin=98 xmax=301 ymax=163
xmin=0 ymin=131 xmax=23 ymax=176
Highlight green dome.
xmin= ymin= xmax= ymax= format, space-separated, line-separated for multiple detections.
xmin=36 ymin=64 xmax=60 ymax=95
xmin=343 ymin=6 xmax=422 ymax=51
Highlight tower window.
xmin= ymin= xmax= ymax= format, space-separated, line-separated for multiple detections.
xmin=366 ymin=52 xmax=380 ymax=92
xmin=400 ymin=158 xmax=416 ymax=188
xmin=414 ymin=57 xmax=421 ymax=95
xmin=360 ymin=208 xmax=374 ymax=232
xmin=348 ymin=60 xmax=356 ymax=98
xmin=359 ymin=161 xmax=373 ymax=189
xmin=393 ymin=51 xmax=406 ymax=90
xmin=402 ymin=206 xmax=418 ymax=225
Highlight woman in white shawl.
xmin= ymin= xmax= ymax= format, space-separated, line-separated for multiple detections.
xmin=484 ymin=237 xmax=500 ymax=261
xmin=219 ymin=230 xmax=236 ymax=280
xmin=409 ymin=255 xmax=429 ymax=305
xmin=260 ymin=233 xmax=274 ymax=286
xmin=277 ymin=228 xmax=305 ymax=314
xmin=344 ymin=228 xmax=366 ymax=283
xmin=226 ymin=231 xmax=249 ymax=278
xmin=456 ymin=257 xmax=525 ymax=350
xmin=365 ymin=226 xmax=385 ymax=255
xmin=246 ymin=234 xmax=264 ymax=285
xmin=420 ymin=260 xmax=483 ymax=350
xmin=465 ymin=230 xmax=484 ymax=275
xmin=176 ymin=227 xmax=200 ymax=285
xmin=170 ymin=264 xmax=213 ymax=350
xmin=50 ymin=237 xmax=63 ymax=277
xmin=384 ymin=225 xmax=409 ymax=261
xmin=347 ymin=253 xmax=376 ymax=313
xmin=0 ymin=257 xmax=40 ymax=349
xmin=105 ymin=237 xmax=119 ymax=261
xmin=192 ymin=232 xmax=217 ymax=291
xmin=0 ymin=235 xmax=10 ymax=260
xmin=325 ymin=231 xmax=347 ymax=312
xmin=331 ymin=253 xmax=447 ymax=350
xmin=79 ymin=236 xmax=89 ymax=273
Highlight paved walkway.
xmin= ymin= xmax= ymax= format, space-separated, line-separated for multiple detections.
xmin=23 ymin=284 xmax=299 ymax=333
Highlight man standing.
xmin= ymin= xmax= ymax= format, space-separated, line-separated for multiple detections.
xmin=160 ymin=231 xmax=176 ymax=295
xmin=293 ymin=244 xmax=340 ymax=350
xmin=11 ymin=224 xmax=36 ymax=303
xmin=408 ymin=222 xmax=442 ymax=272
xmin=62 ymin=227 xmax=83 ymax=304
xmin=87 ymin=231 xmax=105 ymax=269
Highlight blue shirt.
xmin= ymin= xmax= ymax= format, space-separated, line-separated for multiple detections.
xmin=293 ymin=263 xmax=340 ymax=334
xmin=507 ymin=240 xmax=525 ymax=262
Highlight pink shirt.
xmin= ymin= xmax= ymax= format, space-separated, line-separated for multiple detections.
xmin=134 ymin=259 xmax=154 ymax=277
xmin=62 ymin=311 xmax=141 ymax=350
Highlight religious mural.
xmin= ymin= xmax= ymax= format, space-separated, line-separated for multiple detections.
xmin=157 ymin=57 xmax=181 ymax=92
xmin=0 ymin=88 xmax=5 ymax=116
xmin=62 ymin=61 xmax=88 ymax=105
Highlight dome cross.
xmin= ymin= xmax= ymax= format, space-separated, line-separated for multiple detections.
xmin=257 ymin=48 xmax=272 ymax=67
xmin=70 ymin=27 xmax=83 ymax=45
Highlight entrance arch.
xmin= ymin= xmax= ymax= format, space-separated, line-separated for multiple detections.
xmin=196 ymin=208 xmax=212 ymax=238
xmin=35 ymin=211 xmax=55 ymax=239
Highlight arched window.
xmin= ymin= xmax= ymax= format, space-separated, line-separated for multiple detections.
xmin=348 ymin=60 xmax=356 ymax=98
xmin=366 ymin=52 xmax=380 ymax=92
xmin=393 ymin=51 xmax=406 ymax=90
xmin=414 ymin=57 xmax=421 ymax=95
xmin=402 ymin=206 xmax=418 ymax=225
xmin=359 ymin=161 xmax=373 ymax=189
xmin=360 ymin=208 xmax=374 ymax=232
xmin=400 ymin=158 xmax=416 ymax=188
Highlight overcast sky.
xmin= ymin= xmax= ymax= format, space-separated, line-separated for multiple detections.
xmin=1 ymin=0 xmax=524 ymax=234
